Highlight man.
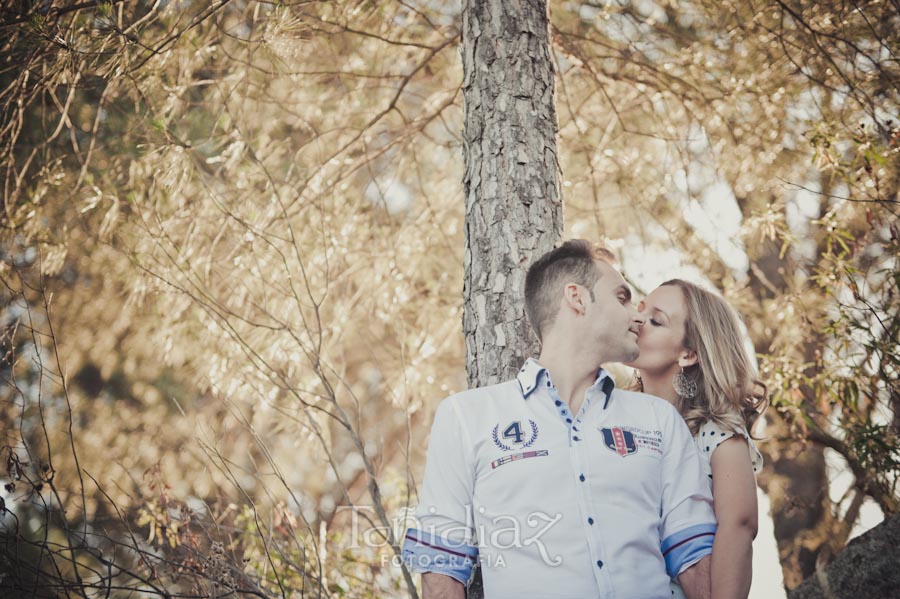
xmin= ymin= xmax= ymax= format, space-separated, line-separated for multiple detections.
xmin=402 ymin=240 xmax=715 ymax=598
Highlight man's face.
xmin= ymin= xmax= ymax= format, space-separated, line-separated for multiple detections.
xmin=584 ymin=261 xmax=641 ymax=363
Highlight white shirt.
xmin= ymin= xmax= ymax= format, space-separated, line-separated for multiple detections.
xmin=402 ymin=359 xmax=717 ymax=599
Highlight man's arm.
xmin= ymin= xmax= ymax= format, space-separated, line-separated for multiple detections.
xmin=401 ymin=398 xmax=478 ymax=590
xmin=657 ymin=405 xmax=716 ymax=593
xmin=422 ymin=572 xmax=465 ymax=599
xmin=677 ymin=554 xmax=711 ymax=599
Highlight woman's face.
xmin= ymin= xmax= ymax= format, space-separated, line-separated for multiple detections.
xmin=625 ymin=284 xmax=691 ymax=375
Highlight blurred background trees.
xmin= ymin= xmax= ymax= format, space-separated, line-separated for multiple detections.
xmin=1 ymin=0 xmax=897 ymax=597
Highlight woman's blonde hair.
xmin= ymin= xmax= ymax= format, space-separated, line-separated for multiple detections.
xmin=655 ymin=280 xmax=767 ymax=436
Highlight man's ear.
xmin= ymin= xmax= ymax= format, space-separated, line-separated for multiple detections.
xmin=677 ymin=350 xmax=699 ymax=368
xmin=563 ymin=283 xmax=586 ymax=316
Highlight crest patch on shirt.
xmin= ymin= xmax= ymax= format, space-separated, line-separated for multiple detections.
xmin=600 ymin=427 xmax=638 ymax=456
xmin=492 ymin=420 xmax=539 ymax=451
xmin=600 ymin=426 xmax=663 ymax=456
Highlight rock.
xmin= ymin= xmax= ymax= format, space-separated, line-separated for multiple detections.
xmin=788 ymin=513 xmax=900 ymax=599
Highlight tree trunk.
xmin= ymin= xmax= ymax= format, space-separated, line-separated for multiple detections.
xmin=787 ymin=513 xmax=900 ymax=599
xmin=756 ymin=419 xmax=834 ymax=589
xmin=461 ymin=0 xmax=563 ymax=595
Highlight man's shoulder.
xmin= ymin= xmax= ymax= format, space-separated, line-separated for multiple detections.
xmin=444 ymin=379 xmax=522 ymax=407
xmin=428 ymin=380 xmax=522 ymax=435
xmin=610 ymin=388 xmax=685 ymax=424
xmin=611 ymin=387 xmax=675 ymax=409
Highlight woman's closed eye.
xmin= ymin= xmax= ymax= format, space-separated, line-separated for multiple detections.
xmin=649 ymin=318 xmax=662 ymax=326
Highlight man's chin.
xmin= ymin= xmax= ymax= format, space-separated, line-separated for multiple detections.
xmin=604 ymin=340 xmax=640 ymax=365
xmin=622 ymin=347 xmax=640 ymax=365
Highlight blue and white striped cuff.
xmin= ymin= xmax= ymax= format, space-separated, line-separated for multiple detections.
xmin=401 ymin=528 xmax=478 ymax=585
xmin=661 ymin=523 xmax=717 ymax=578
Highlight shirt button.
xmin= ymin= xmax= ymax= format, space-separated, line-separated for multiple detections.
xmin=566 ymin=418 xmax=572 ymax=423
xmin=596 ymin=560 xmax=603 ymax=569
xmin=579 ymin=474 xmax=585 ymax=482
xmin=573 ymin=436 xmax=581 ymax=441
xmin=588 ymin=517 xmax=594 ymax=525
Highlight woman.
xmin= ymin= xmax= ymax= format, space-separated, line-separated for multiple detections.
xmin=626 ymin=279 xmax=766 ymax=599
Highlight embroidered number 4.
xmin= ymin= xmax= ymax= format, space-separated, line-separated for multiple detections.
xmin=503 ymin=421 xmax=525 ymax=444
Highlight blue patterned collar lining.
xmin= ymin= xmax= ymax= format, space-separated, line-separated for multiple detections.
xmin=516 ymin=358 xmax=616 ymax=409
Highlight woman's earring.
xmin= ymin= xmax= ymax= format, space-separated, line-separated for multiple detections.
xmin=673 ymin=367 xmax=698 ymax=399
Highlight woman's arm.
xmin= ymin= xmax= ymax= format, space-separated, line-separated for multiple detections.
xmin=709 ymin=436 xmax=758 ymax=599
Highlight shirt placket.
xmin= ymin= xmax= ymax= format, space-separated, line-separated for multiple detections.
xmin=546 ymin=377 xmax=614 ymax=596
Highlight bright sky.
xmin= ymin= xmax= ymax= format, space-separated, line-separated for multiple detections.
xmin=753 ymin=488 xmax=786 ymax=598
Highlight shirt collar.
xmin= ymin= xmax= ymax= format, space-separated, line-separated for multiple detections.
xmin=516 ymin=358 xmax=617 ymax=408
xmin=515 ymin=358 xmax=546 ymax=398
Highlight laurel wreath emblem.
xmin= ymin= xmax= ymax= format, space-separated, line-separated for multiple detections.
xmin=492 ymin=420 xmax=539 ymax=451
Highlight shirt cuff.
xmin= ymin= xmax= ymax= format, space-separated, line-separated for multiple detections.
xmin=401 ymin=528 xmax=478 ymax=585
xmin=661 ymin=523 xmax=716 ymax=578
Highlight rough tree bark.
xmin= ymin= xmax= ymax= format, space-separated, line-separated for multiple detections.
xmin=460 ymin=0 xmax=563 ymax=596
xmin=461 ymin=0 xmax=563 ymax=388
xmin=788 ymin=513 xmax=900 ymax=599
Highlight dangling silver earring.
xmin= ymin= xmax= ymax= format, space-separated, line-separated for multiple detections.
xmin=672 ymin=367 xmax=698 ymax=399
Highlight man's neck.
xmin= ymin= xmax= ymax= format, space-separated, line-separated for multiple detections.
xmin=537 ymin=338 xmax=604 ymax=414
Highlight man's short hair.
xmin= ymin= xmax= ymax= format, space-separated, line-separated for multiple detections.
xmin=524 ymin=239 xmax=616 ymax=341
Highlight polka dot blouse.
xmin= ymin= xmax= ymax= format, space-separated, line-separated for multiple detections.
xmin=696 ymin=420 xmax=763 ymax=482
